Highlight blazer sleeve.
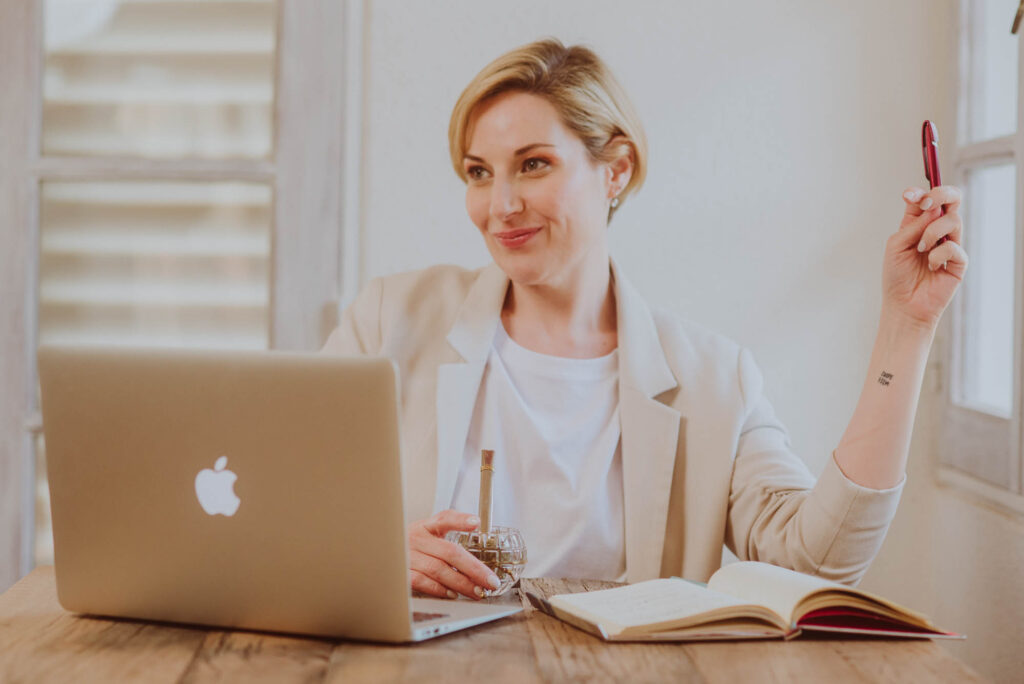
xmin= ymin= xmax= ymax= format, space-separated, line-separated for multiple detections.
xmin=723 ymin=347 xmax=904 ymax=586
xmin=320 ymin=276 xmax=385 ymax=355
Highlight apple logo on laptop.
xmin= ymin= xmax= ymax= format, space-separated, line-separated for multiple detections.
xmin=194 ymin=456 xmax=240 ymax=516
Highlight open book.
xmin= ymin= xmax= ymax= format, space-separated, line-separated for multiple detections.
xmin=525 ymin=562 xmax=962 ymax=642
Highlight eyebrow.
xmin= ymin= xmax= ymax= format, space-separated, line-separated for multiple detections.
xmin=463 ymin=143 xmax=555 ymax=164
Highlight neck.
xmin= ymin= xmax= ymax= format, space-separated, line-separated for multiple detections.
xmin=502 ymin=246 xmax=617 ymax=353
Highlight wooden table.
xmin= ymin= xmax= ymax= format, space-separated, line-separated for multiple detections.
xmin=0 ymin=567 xmax=985 ymax=683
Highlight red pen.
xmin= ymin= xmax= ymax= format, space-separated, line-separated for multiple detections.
xmin=922 ymin=120 xmax=947 ymax=245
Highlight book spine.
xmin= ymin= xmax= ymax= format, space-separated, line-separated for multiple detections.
xmin=524 ymin=592 xmax=613 ymax=641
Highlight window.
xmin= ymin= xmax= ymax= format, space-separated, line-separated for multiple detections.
xmin=32 ymin=0 xmax=280 ymax=568
xmin=0 ymin=0 xmax=360 ymax=587
xmin=937 ymin=0 xmax=1024 ymax=511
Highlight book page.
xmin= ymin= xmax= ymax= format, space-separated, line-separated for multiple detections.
xmin=549 ymin=578 xmax=761 ymax=631
xmin=707 ymin=561 xmax=844 ymax=625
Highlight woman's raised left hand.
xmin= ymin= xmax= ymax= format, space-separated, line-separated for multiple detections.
xmin=881 ymin=185 xmax=968 ymax=331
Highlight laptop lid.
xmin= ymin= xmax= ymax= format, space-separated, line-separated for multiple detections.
xmin=38 ymin=346 xmax=415 ymax=642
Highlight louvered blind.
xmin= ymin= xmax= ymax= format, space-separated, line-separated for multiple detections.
xmin=34 ymin=0 xmax=279 ymax=566
xmin=38 ymin=180 xmax=272 ymax=350
xmin=43 ymin=0 xmax=276 ymax=159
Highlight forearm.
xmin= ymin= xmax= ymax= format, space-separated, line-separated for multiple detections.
xmin=833 ymin=307 xmax=936 ymax=489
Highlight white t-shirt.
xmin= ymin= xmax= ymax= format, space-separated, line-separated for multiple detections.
xmin=450 ymin=322 xmax=626 ymax=581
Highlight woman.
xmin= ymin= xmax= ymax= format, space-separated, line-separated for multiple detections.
xmin=322 ymin=39 xmax=967 ymax=600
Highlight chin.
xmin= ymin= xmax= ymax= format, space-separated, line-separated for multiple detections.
xmin=491 ymin=252 xmax=548 ymax=286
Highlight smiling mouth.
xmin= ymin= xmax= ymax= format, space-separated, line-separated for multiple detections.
xmin=494 ymin=228 xmax=541 ymax=239
xmin=493 ymin=227 xmax=541 ymax=249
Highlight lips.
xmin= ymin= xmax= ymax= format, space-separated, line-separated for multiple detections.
xmin=494 ymin=228 xmax=541 ymax=239
xmin=493 ymin=227 xmax=541 ymax=249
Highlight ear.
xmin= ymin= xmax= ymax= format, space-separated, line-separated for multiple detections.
xmin=604 ymin=136 xmax=635 ymax=198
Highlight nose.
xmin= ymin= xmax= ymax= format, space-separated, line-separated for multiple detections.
xmin=489 ymin=178 xmax=524 ymax=222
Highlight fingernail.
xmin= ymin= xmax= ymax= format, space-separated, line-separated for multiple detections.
xmin=928 ymin=262 xmax=936 ymax=271
xmin=446 ymin=589 xmax=458 ymax=599
xmin=473 ymin=585 xmax=484 ymax=598
xmin=467 ymin=516 xmax=480 ymax=528
xmin=917 ymin=240 xmax=927 ymax=252
xmin=488 ymin=574 xmax=501 ymax=589
xmin=919 ymin=197 xmax=933 ymax=210
xmin=904 ymin=190 xmax=919 ymax=201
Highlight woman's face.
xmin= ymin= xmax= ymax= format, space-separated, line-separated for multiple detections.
xmin=463 ymin=91 xmax=616 ymax=287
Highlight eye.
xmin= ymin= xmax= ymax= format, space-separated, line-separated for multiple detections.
xmin=522 ymin=157 xmax=549 ymax=173
xmin=466 ymin=165 xmax=490 ymax=181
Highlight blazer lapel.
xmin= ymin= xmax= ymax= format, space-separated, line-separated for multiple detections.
xmin=615 ymin=259 xmax=741 ymax=582
xmin=432 ymin=263 xmax=508 ymax=513
xmin=610 ymin=258 xmax=683 ymax=583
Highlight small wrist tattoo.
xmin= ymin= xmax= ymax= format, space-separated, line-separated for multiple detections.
xmin=877 ymin=371 xmax=894 ymax=386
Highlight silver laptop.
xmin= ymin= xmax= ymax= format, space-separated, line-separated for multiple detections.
xmin=37 ymin=346 xmax=520 ymax=642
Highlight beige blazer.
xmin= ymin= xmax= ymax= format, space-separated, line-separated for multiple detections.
xmin=322 ymin=257 xmax=903 ymax=585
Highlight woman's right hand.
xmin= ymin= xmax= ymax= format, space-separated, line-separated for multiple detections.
xmin=407 ymin=509 xmax=501 ymax=599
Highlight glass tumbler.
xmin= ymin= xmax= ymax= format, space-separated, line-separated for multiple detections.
xmin=445 ymin=525 xmax=527 ymax=597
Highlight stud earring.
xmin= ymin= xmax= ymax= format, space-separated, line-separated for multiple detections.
xmin=610 ymin=197 xmax=620 ymax=208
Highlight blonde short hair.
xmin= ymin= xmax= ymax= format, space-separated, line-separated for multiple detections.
xmin=448 ymin=38 xmax=647 ymax=220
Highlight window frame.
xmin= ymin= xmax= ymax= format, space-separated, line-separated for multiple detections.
xmin=936 ymin=0 xmax=1024 ymax=514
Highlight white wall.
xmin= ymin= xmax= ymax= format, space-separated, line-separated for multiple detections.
xmin=361 ymin=0 xmax=947 ymax=472
xmin=357 ymin=1 xmax=1022 ymax=680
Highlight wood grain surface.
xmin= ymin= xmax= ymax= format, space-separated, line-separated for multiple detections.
xmin=0 ymin=567 xmax=987 ymax=683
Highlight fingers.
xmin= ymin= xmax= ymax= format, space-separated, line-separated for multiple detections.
xmin=902 ymin=185 xmax=961 ymax=219
xmin=902 ymin=186 xmax=928 ymax=217
xmin=926 ymin=239 xmax=969 ymax=278
xmin=414 ymin=533 xmax=500 ymax=592
xmin=409 ymin=570 xmax=458 ymax=599
xmin=408 ymin=509 xmax=502 ymax=600
xmin=409 ymin=550 xmax=482 ymax=598
xmin=915 ymin=211 xmax=963 ymax=252
xmin=893 ymin=185 xmax=963 ymax=253
xmin=423 ymin=509 xmax=480 ymax=537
